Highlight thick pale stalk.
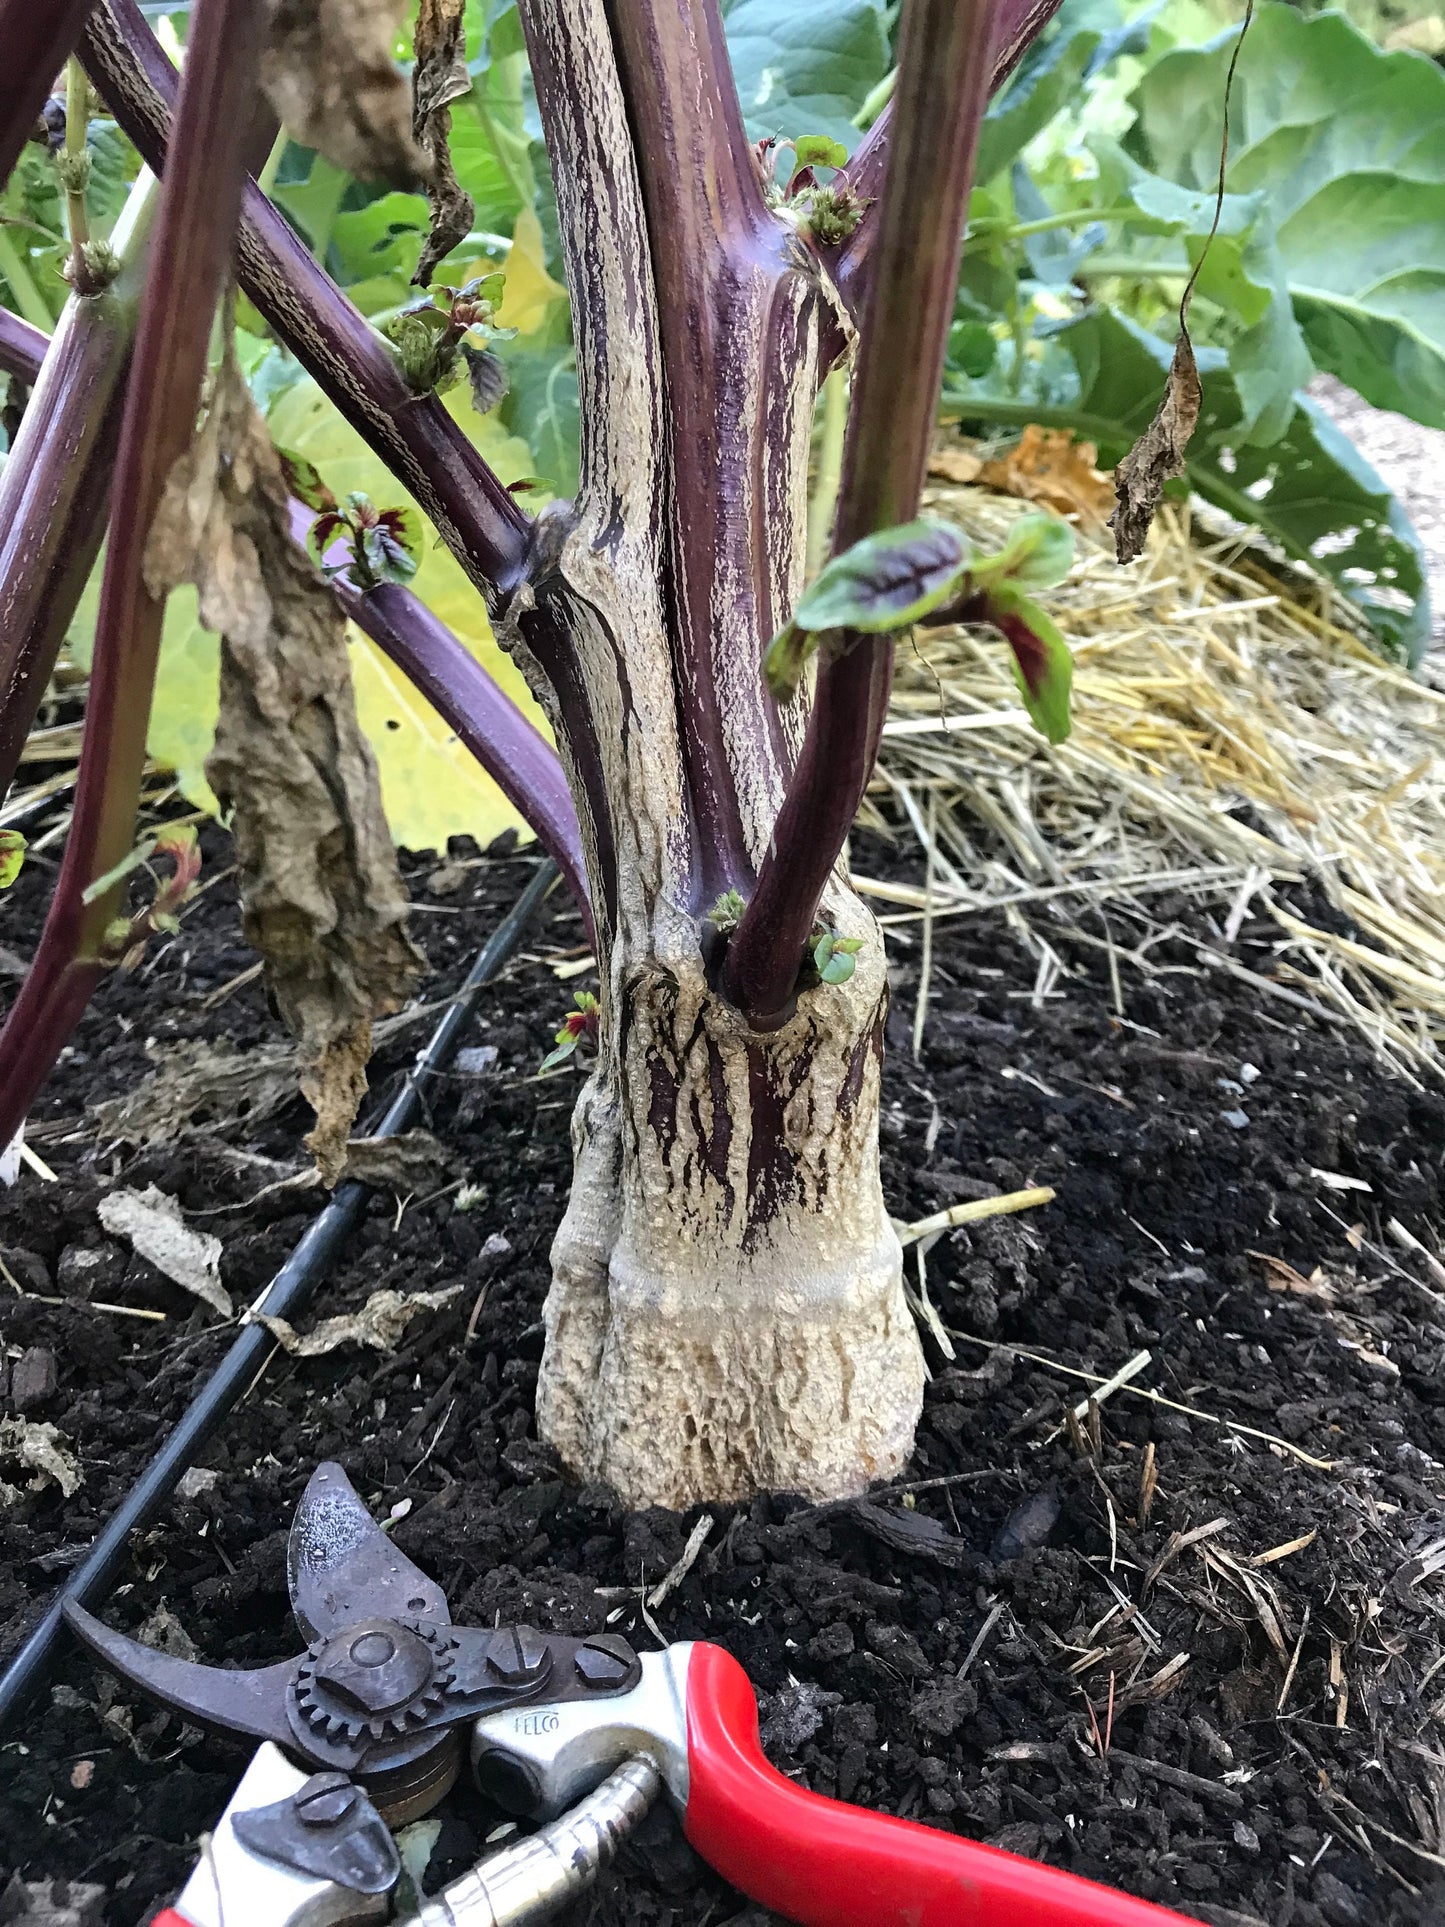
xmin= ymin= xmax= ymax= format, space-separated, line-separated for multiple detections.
xmin=510 ymin=0 xmax=922 ymax=1508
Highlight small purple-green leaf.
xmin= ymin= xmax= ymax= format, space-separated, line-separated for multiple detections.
xmin=362 ymin=518 xmax=420 ymax=585
xmin=980 ymin=582 xmax=1074 ymax=745
xmin=278 ymin=449 xmax=336 ymax=514
xmin=307 ymin=509 xmax=348 ymax=567
xmin=794 ymin=518 xmax=972 ymax=634
xmin=539 ymin=1034 xmax=579 ymax=1072
xmin=463 ymin=344 xmax=509 ymax=415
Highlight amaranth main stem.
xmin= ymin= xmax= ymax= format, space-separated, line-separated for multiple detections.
xmin=505 ymin=0 xmax=951 ymax=1508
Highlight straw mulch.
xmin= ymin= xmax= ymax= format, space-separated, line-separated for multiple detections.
xmin=866 ymin=467 xmax=1445 ymax=1084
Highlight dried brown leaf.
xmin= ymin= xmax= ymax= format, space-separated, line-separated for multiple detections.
xmin=340 ymin=1127 xmax=458 ymax=1192
xmin=145 ymin=352 xmax=423 ymax=1186
xmin=262 ymin=0 xmax=426 ymax=188
xmin=977 ymin=426 xmax=1116 ymax=526
xmin=0 ymin=1415 xmax=82 ymax=1500
xmin=412 ymin=0 xmax=474 ymax=286
xmin=1111 ymin=332 xmax=1202 ymax=563
xmin=257 ymin=1283 xmax=462 ymax=1356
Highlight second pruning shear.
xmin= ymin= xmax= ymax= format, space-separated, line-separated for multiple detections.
xmin=67 ymin=1462 xmax=1196 ymax=1927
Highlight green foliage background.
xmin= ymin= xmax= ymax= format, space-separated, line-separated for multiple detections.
xmin=3 ymin=0 xmax=1437 ymax=849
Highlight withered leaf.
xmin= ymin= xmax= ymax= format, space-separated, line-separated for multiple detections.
xmin=262 ymin=0 xmax=426 ymax=188
xmin=412 ymin=0 xmax=474 ymax=285
xmin=257 ymin=1283 xmax=462 ymax=1357
xmin=145 ymin=350 xmax=423 ymax=1186
xmin=1111 ymin=331 xmax=1202 ymax=563
xmin=462 ymin=344 xmax=508 ymax=414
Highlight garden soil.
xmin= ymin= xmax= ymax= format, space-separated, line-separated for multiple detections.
xmin=2 ymin=824 xmax=1443 ymax=1927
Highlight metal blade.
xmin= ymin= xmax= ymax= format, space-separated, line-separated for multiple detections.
xmin=63 ymin=1601 xmax=298 ymax=1747
xmin=287 ymin=1462 xmax=450 ymax=1643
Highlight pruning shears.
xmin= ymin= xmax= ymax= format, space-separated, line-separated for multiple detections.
xmin=66 ymin=1463 xmax=1192 ymax=1927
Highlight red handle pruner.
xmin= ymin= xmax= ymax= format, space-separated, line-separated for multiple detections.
xmin=71 ymin=1462 xmax=1194 ymax=1927
xmin=470 ymin=1639 xmax=1194 ymax=1927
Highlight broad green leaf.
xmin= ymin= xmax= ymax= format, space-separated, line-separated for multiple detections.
xmin=1130 ymin=4 xmax=1445 ymax=429
xmin=946 ymin=306 xmax=1432 ymax=663
xmin=979 ymin=581 xmax=1073 ymax=745
xmin=498 ymin=345 xmax=579 ymax=497
xmin=794 ymin=135 xmax=848 ymax=171
xmin=721 ymin=0 xmax=891 ymax=152
xmin=68 ymin=581 xmax=222 ymax=810
xmin=974 ymin=21 xmax=1104 ymax=185
xmin=795 ymin=519 xmax=972 ymax=633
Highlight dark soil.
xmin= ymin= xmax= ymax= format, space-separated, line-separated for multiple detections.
xmin=2 ymin=814 xmax=1444 ymax=1927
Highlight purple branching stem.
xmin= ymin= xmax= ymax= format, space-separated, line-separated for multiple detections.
xmin=0 ymin=179 xmax=157 ymax=801
xmin=725 ymin=0 xmax=1001 ymax=1024
xmin=0 ymin=0 xmax=265 ymax=1150
xmin=606 ymin=0 xmax=801 ymax=893
xmin=80 ymin=0 xmax=534 ymax=606
xmin=0 ymin=307 xmax=49 ymax=380
xmin=826 ymin=0 xmax=1065 ymax=334
xmin=0 ymin=0 xmax=96 ymax=188
xmin=340 ymin=577 xmax=592 ymax=935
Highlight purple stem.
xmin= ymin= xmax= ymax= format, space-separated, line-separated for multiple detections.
xmin=79 ymin=0 xmax=533 ymax=602
xmin=725 ymin=0 xmax=1002 ymax=1024
xmin=0 ymin=0 xmax=265 ymax=1149
xmin=827 ymin=0 xmax=1065 ymax=332
xmin=0 ymin=307 xmax=49 ymax=379
xmin=0 ymin=188 xmax=157 ymax=800
xmin=342 ymin=577 xmax=592 ymax=936
xmin=0 ymin=0 xmax=95 ymax=188
xmin=605 ymin=0 xmax=795 ymax=893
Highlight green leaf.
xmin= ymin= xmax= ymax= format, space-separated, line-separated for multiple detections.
xmin=794 ymin=519 xmax=972 ymax=633
xmin=497 ymin=345 xmax=579 ymax=496
xmin=539 ymin=1035 xmax=579 ymax=1072
xmin=0 ymin=829 xmax=25 ymax=889
xmin=974 ymin=19 xmax=1104 ymax=185
xmin=947 ymin=306 xmax=1432 ymax=663
xmin=794 ymin=134 xmax=848 ymax=171
xmin=978 ymin=513 xmax=1075 ymax=591
xmin=979 ymin=582 xmax=1074 ymax=745
xmin=277 ymin=449 xmax=336 ymax=512
xmin=1130 ymin=3 xmax=1445 ymax=430
xmin=722 ymin=0 xmax=891 ymax=152
xmin=813 ymin=931 xmax=863 ymax=985
xmin=764 ymin=620 xmax=816 ymax=703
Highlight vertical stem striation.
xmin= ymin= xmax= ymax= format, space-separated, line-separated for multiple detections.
xmin=606 ymin=0 xmax=813 ymax=894
xmin=725 ymin=0 xmax=1001 ymax=1023
xmin=0 ymin=0 xmax=265 ymax=1149
xmin=0 ymin=175 xmax=158 ymax=801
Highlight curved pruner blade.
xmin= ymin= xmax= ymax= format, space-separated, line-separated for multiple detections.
xmin=63 ymin=1601 xmax=298 ymax=1747
xmin=287 ymin=1461 xmax=450 ymax=1643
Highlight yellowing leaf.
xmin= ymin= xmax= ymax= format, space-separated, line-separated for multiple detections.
xmin=261 ymin=376 xmax=552 ymax=853
xmin=495 ymin=207 xmax=567 ymax=336
xmin=348 ymin=629 xmax=527 ymax=852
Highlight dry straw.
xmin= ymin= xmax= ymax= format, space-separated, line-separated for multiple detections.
xmin=864 ymin=463 xmax=1445 ymax=1083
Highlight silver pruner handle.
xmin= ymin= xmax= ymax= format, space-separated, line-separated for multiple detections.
xmin=400 ymin=1756 xmax=661 ymax=1927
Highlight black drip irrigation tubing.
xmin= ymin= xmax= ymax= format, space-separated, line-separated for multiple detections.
xmin=0 ymin=857 xmax=559 ymax=1731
